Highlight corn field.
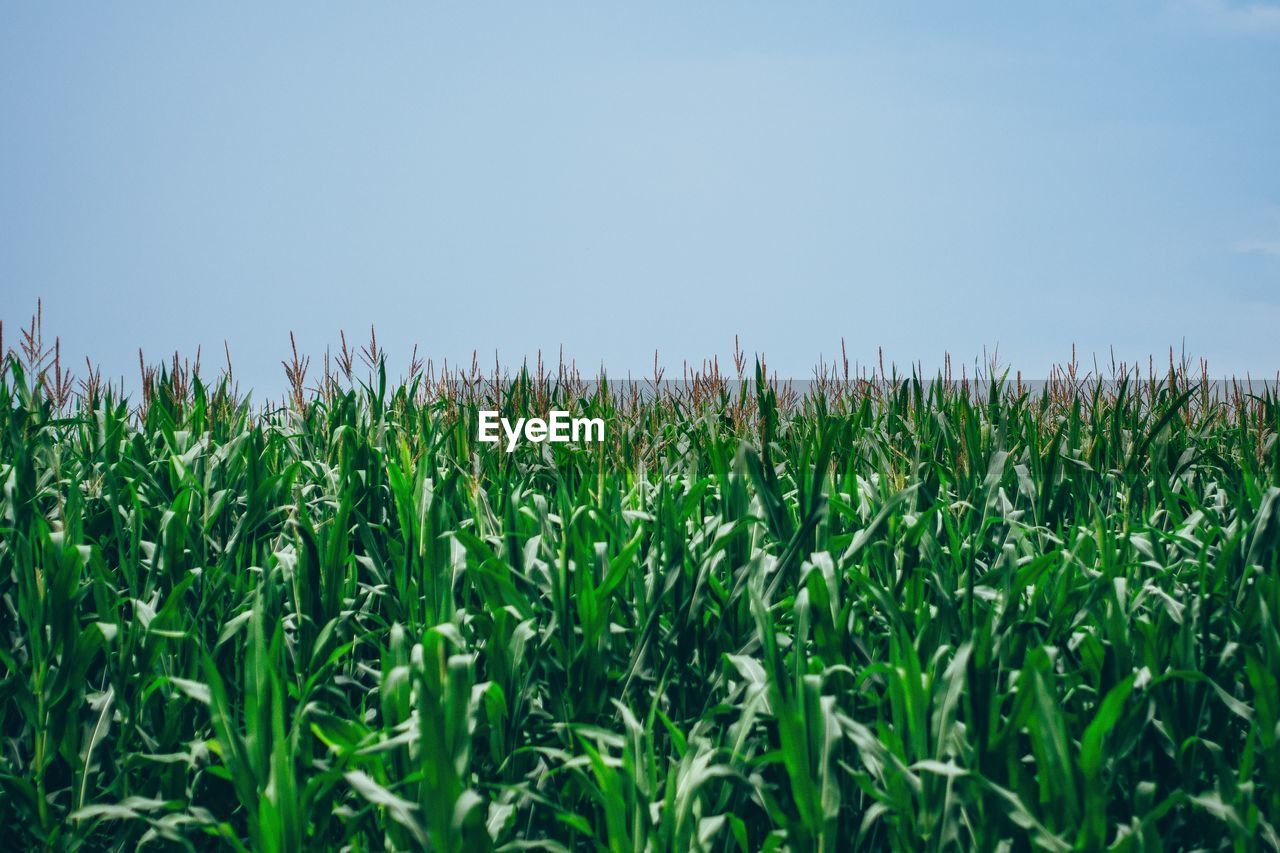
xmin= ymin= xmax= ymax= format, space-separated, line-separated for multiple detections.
xmin=1 ymin=330 xmax=1279 ymax=850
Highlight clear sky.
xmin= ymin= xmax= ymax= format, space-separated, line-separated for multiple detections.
xmin=2 ymin=2 xmax=1278 ymax=390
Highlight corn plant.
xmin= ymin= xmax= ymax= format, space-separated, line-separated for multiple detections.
xmin=1 ymin=334 xmax=1278 ymax=850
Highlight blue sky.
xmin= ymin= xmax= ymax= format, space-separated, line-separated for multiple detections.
xmin=2 ymin=2 xmax=1278 ymax=390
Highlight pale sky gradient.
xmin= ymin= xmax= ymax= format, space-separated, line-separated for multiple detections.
xmin=2 ymin=2 xmax=1278 ymax=390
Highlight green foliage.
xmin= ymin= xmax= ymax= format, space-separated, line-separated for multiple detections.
xmin=1 ymin=353 xmax=1279 ymax=850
